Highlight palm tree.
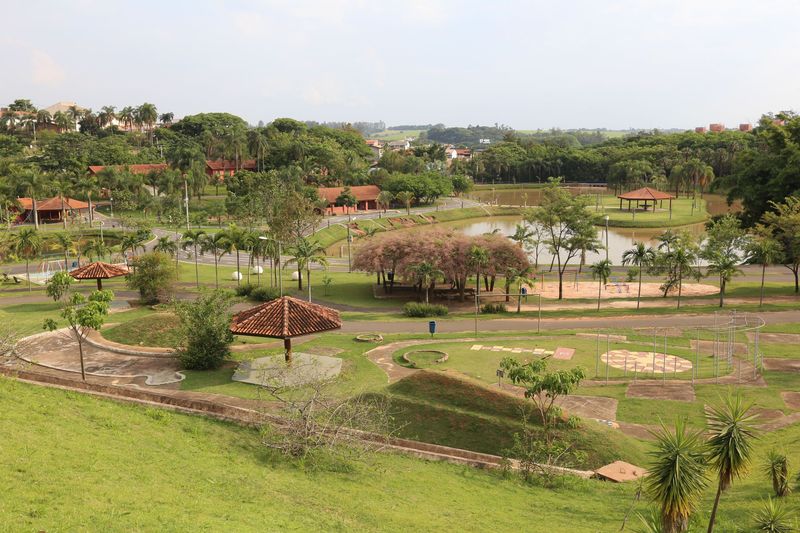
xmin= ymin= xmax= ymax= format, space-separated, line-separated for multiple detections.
xmin=159 ymin=112 xmax=174 ymax=125
xmin=622 ymin=242 xmax=656 ymax=309
xmin=395 ymin=190 xmax=415 ymax=215
xmin=706 ymin=393 xmax=758 ymax=532
xmin=376 ymin=191 xmax=394 ymax=214
xmin=468 ymin=245 xmax=490 ymax=298
xmin=223 ymin=225 xmax=247 ymax=286
xmin=50 ymin=175 xmax=74 ymax=229
xmin=748 ymin=236 xmax=782 ymax=308
xmin=136 ymin=103 xmax=158 ymax=143
xmin=763 ymin=450 xmax=791 ymax=498
xmin=12 ymin=227 xmax=43 ymax=291
xmin=668 ymin=245 xmax=696 ymax=309
xmin=14 ymin=169 xmax=45 ymax=228
xmin=53 ymin=111 xmax=72 ymax=132
xmin=589 ymin=259 xmax=612 ymax=311
xmin=284 ymin=237 xmax=327 ymax=293
xmin=98 ymin=105 xmax=116 ymax=128
xmin=707 ymin=252 xmax=742 ymax=308
xmin=154 ymin=235 xmax=178 ymax=269
xmin=510 ymin=223 xmax=534 ymax=248
xmin=36 ymin=109 xmax=51 ymax=127
xmin=84 ymin=239 xmax=111 ymax=262
xmin=118 ymin=106 xmax=135 ymax=131
xmin=504 ymin=266 xmax=535 ymax=312
xmin=201 ymin=232 xmax=232 ymax=289
xmin=75 ymin=174 xmax=99 ymax=225
xmin=53 ymin=231 xmax=76 ymax=270
xmin=645 ymin=420 xmax=708 ymax=533
xmin=409 ymin=261 xmax=443 ymax=304
xmin=181 ymin=229 xmax=206 ymax=288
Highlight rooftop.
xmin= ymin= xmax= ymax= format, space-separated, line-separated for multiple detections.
xmin=229 ymin=296 xmax=342 ymax=339
xmin=318 ymin=185 xmax=381 ymax=203
xmin=617 ymin=187 xmax=674 ymax=201
xmin=70 ymin=261 xmax=130 ymax=280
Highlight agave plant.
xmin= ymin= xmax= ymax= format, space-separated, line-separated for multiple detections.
xmin=753 ymin=497 xmax=795 ymax=533
xmin=764 ymin=450 xmax=791 ymax=497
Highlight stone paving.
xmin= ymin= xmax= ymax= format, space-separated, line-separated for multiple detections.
xmin=470 ymin=344 xmax=555 ymax=357
xmin=602 ymin=349 xmax=692 ymax=374
xmin=232 ymin=353 xmax=343 ymax=387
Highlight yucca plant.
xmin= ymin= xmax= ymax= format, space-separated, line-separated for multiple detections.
xmin=765 ymin=450 xmax=791 ymax=497
xmin=645 ymin=419 xmax=708 ymax=533
xmin=705 ymin=393 xmax=759 ymax=532
xmin=635 ymin=508 xmax=665 ymax=533
xmin=753 ymin=497 xmax=795 ymax=533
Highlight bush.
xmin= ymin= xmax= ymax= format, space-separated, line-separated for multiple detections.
xmin=175 ymin=290 xmax=234 ymax=370
xmin=481 ymin=302 xmax=507 ymax=314
xmin=235 ymin=283 xmax=255 ymax=297
xmin=250 ymin=286 xmax=280 ymax=302
xmin=403 ymin=302 xmax=448 ymax=317
xmin=126 ymin=252 xmax=176 ymax=304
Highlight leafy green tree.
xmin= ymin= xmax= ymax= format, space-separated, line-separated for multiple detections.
xmin=45 ymin=271 xmax=73 ymax=302
xmin=451 ymin=174 xmax=473 ymax=207
xmin=526 ymin=179 xmax=600 ymax=299
xmin=705 ymin=394 xmax=758 ymax=532
xmin=622 ymin=242 xmax=656 ymax=309
xmin=499 ymin=357 xmax=586 ymax=438
xmin=760 ymin=197 xmax=800 ymax=293
xmin=126 ymin=252 xmax=176 ymax=304
xmin=645 ymin=420 xmax=708 ymax=533
xmin=13 ymin=168 xmax=45 ymax=228
xmin=174 ymin=290 xmax=234 ymax=370
xmin=589 ymin=259 xmax=612 ymax=311
xmin=181 ymin=229 xmax=206 ymax=288
xmin=11 ymin=227 xmax=43 ymax=291
xmin=43 ymin=289 xmax=114 ymax=381
xmin=335 ymin=186 xmax=357 ymax=213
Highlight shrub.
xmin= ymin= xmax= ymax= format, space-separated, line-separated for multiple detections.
xmin=126 ymin=252 xmax=176 ymax=304
xmin=481 ymin=302 xmax=507 ymax=314
xmin=403 ymin=302 xmax=448 ymax=317
xmin=235 ymin=283 xmax=255 ymax=297
xmin=174 ymin=290 xmax=234 ymax=370
xmin=250 ymin=286 xmax=280 ymax=302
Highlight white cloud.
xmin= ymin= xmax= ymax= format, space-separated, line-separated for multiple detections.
xmin=31 ymin=50 xmax=65 ymax=86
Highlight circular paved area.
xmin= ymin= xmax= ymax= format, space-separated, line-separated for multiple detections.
xmin=602 ymin=350 xmax=692 ymax=374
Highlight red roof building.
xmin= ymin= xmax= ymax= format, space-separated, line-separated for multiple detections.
xmin=317 ymin=185 xmax=381 ymax=215
xmin=709 ymin=123 xmax=725 ymax=132
xmin=205 ymin=159 xmax=257 ymax=180
xmin=14 ymin=197 xmax=92 ymax=224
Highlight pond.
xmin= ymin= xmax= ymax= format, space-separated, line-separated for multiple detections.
xmin=327 ymin=215 xmax=708 ymax=266
xmin=466 ymin=186 xmax=739 ymax=217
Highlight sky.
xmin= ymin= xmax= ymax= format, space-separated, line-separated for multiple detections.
xmin=2 ymin=0 xmax=799 ymax=130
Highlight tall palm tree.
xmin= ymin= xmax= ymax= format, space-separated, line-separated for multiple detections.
xmin=14 ymin=169 xmax=45 ymax=229
xmin=181 ymin=229 xmax=206 ymax=288
xmin=409 ymin=261 xmax=443 ymax=304
xmin=284 ymin=237 xmax=327 ymax=292
xmin=36 ymin=109 xmax=51 ymax=127
xmin=84 ymin=239 xmax=111 ymax=262
xmin=395 ymin=191 xmax=415 ymax=215
xmin=589 ymin=259 xmax=612 ymax=311
xmin=52 ymin=111 xmax=72 ymax=132
xmin=12 ymin=227 xmax=43 ymax=291
xmin=503 ymin=266 xmax=535 ymax=312
xmin=668 ymin=245 xmax=696 ymax=309
xmin=622 ymin=242 xmax=656 ymax=309
xmin=645 ymin=420 xmax=708 ymax=533
xmin=376 ymin=191 xmax=394 ymax=214
xmin=705 ymin=394 xmax=758 ymax=532
xmin=223 ymin=225 xmax=247 ymax=286
xmin=75 ymin=174 xmax=99 ymax=225
xmin=118 ymin=106 xmax=135 ymax=131
xmin=98 ymin=105 xmax=116 ymax=128
xmin=468 ymin=245 xmax=490 ymax=298
xmin=53 ymin=231 xmax=76 ymax=270
xmin=159 ymin=112 xmax=174 ymax=125
xmin=136 ymin=102 xmax=158 ymax=144
xmin=748 ymin=236 xmax=782 ymax=308
xmin=154 ymin=235 xmax=179 ymax=269
xmin=707 ymin=252 xmax=742 ymax=308
xmin=201 ymin=232 xmax=232 ymax=289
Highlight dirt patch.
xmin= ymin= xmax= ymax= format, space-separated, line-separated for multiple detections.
xmin=626 ymin=381 xmax=696 ymax=402
xmin=748 ymin=332 xmax=800 ymax=344
xmin=763 ymin=358 xmax=800 ymax=372
xmin=689 ymin=339 xmax=749 ymax=356
xmin=526 ymin=281 xmax=717 ymax=300
xmin=635 ymin=327 xmax=684 ymax=337
xmin=781 ymin=391 xmax=800 ymax=410
xmin=558 ymin=395 xmax=618 ymax=421
xmin=617 ymin=422 xmax=658 ymax=441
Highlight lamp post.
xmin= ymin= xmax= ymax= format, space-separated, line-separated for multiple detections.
xmin=347 ymin=216 xmax=357 ymax=273
xmin=604 ymin=215 xmax=609 ymax=262
xmin=183 ymin=179 xmax=190 ymax=231
xmin=109 ymin=196 xmax=114 ymax=219
xmin=259 ymin=236 xmax=282 ymax=296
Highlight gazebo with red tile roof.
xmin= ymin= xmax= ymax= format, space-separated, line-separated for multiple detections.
xmin=616 ymin=187 xmax=675 ymax=213
xmin=70 ymin=261 xmax=130 ymax=290
xmin=230 ymin=296 xmax=342 ymax=362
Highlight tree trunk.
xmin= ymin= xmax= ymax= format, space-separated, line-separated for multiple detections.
xmin=707 ymin=480 xmax=724 ymax=533
xmin=25 ymin=259 xmax=31 ymax=292
xmin=759 ymin=263 xmax=766 ymax=307
xmin=194 ymin=244 xmax=200 ymax=288
xmin=677 ymin=266 xmax=683 ymax=309
xmin=214 ymin=255 xmax=219 ymax=289
xmin=597 ymin=280 xmax=602 ymax=311
xmin=77 ymin=335 xmax=86 ymax=381
xmin=637 ymin=269 xmax=642 ymax=309
xmin=235 ymin=250 xmax=241 ymax=285
xmin=298 ymin=268 xmax=303 ymax=290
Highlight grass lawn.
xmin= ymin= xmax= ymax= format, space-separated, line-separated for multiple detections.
xmin=598 ymin=195 xmax=709 ymax=228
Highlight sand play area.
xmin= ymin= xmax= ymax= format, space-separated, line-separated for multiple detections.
xmin=527 ymin=281 xmax=718 ymax=300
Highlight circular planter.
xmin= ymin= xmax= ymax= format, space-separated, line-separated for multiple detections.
xmin=356 ymin=334 xmax=384 ymax=343
xmin=402 ymin=349 xmax=449 ymax=368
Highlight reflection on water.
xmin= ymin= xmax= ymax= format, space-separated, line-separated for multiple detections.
xmin=467 ymin=187 xmax=739 ymax=217
xmin=327 ymin=215 xmax=708 ymax=266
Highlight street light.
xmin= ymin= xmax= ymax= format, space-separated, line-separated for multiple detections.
xmin=109 ymin=196 xmax=114 ymax=219
xmin=604 ymin=215 xmax=609 ymax=262
xmin=93 ymin=219 xmax=105 ymax=243
xmin=347 ymin=216 xmax=357 ymax=273
xmin=259 ymin=236 xmax=282 ymax=296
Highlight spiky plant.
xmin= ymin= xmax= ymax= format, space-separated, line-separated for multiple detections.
xmin=753 ymin=497 xmax=794 ymax=533
xmin=764 ymin=450 xmax=791 ymax=497
xmin=645 ymin=419 xmax=708 ymax=533
xmin=705 ymin=393 xmax=759 ymax=532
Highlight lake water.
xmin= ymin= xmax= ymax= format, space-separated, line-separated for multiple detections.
xmin=328 ymin=215 xmax=707 ymax=266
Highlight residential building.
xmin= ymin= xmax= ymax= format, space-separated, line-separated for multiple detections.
xmin=695 ymin=126 xmax=707 ymax=134
xmin=709 ymin=123 xmax=725 ymax=132
xmin=317 ymin=185 xmax=381 ymax=215
xmin=739 ymin=123 xmax=753 ymax=132
xmin=365 ymin=139 xmax=384 ymax=159
xmin=387 ymin=139 xmax=411 ymax=151
xmin=205 ymin=159 xmax=257 ymax=180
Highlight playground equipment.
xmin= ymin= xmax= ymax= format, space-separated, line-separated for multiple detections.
xmin=18 ymin=260 xmax=65 ymax=285
xmin=594 ymin=311 xmax=766 ymax=385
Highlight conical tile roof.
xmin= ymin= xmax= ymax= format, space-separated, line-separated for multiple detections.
xmin=69 ymin=261 xmax=129 ymax=280
xmin=230 ymin=296 xmax=342 ymax=338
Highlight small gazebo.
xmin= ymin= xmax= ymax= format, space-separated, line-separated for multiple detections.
xmin=617 ymin=187 xmax=675 ymax=213
xmin=229 ymin=296 xmax=342 ymax=363
xmin=69 ymin=261 xmax=130 ymax=290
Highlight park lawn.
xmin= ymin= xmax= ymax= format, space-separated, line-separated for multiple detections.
xmin=3 ymin=374 xmax=800 ymax=531
xmin=598 ymin=195 xmax=709 ymax=228
xmin=0 ymin=376 xmax=638 ymax=533
xmin=102 ymin=311 xmax=183 ymax=347
xmin=1 ymin=301 xmax=155 ymax=337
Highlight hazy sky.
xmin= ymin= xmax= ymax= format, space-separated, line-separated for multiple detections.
xmin=2 ymin=1 xmax=799 ymax=130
